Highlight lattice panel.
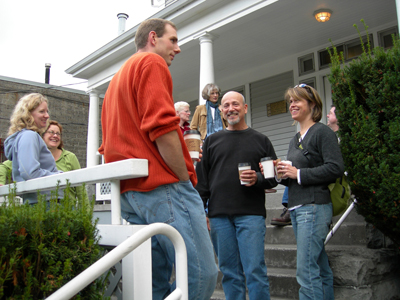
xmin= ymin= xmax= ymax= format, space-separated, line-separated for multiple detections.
xmin=96 ymin=182 xmax=111 ymax=201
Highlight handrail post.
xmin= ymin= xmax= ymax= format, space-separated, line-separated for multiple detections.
xmin=110 ymin=179 xmax=121 ymax=224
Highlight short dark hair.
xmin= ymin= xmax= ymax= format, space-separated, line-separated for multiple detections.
xmin=135 ymin=18 xmax=177 ymax=50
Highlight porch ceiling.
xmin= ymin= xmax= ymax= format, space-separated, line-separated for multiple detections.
xmin=169 ymin=0 xmax=397 ymax=97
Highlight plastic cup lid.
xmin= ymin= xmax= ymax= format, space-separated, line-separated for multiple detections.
xmin=183 ymin=130 xmax=200 ymax=135
xmin=238 ymin=162 xmax=251 ymax=167
xmin=260 ymin=157 xmax=273 ymax=162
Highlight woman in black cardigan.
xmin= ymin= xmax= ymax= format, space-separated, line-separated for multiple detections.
xmin=276 ymin=84 xmax=344 ymax=300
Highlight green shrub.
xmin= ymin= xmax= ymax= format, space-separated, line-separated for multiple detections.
xmin=328 ymin=20 xmax=400 ymax=246
xmin=0 ymin=184 xmax=109 ymax=299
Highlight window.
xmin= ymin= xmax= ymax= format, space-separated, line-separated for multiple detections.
xmin=318 ymin=35 xmax=373 ymax=69
xmin=151 ymin=0 xmax=176 ymax=7
xmin=298 ymin=53 xmax=315 ymax=76
xmin=378 ymin=26 xmax=398 ymax=49
xmin=300 ymin=77 xmax=316 ymax=89
xmin=319 ymin=45 xmax=344 ymax=67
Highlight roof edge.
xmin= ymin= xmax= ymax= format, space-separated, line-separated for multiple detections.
xmin=65 ymin=0 xmax=196 ymax=75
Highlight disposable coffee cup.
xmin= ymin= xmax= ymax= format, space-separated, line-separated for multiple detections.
xmin=275 ymin=159 xmax=292 ymax=180
xmin=260 ymin=157 xmax=274 ymax=179
xmin=238 ymin=162 xmax=251 ymax=185
xmin=183 ymin=130 xmax=201 ymax=159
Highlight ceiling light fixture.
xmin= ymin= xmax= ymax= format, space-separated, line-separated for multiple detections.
xmin=314 ymin=9 xmax=332 ymax=22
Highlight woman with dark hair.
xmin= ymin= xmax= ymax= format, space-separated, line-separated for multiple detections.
xmin=4 ymin=93 xmax=62 ymax=204
xmin=276 ymin=84 xmax=344 ymax=300
xmin=190 ymin=83 xmax=228 ymax=142
xmin=42 ymin=120 xmax=86 ymax=200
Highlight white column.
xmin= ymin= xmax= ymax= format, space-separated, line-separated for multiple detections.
xmin=86 ymin=90 xmax=100 ymax=167
xmin=198 ymin=33 xmax=216 ymax=105
xmin=396 ymin=0 xmax=400 ymax=31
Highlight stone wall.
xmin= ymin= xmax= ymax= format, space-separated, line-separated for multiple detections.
xmin=0 ymin=76 xmax=91 ymax=168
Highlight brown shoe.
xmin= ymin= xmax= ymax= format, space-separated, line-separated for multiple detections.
xmin=271 ymin=208 xmax=291 ymax=226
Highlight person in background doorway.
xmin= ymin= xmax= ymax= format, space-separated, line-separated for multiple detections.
xmin=174 ymin=101 xmax=191 ymax=134
xmin=190 ymin=83 xmax=228 ymax=142
xmin=327 ymin=105 xmax=339 ymax=133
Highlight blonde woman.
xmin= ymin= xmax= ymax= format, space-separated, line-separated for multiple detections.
xmin=4 ymin=93 xmax=61 ymax=203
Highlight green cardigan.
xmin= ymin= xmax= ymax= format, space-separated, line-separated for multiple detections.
xmin=55 ymin=149 xmax=87 ymax=201
xmin=0 ymin=149 xmax=87 ymax=200
xmin=0 ymin=160 xmax=12 ymax=185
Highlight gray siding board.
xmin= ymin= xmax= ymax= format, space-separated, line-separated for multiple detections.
xmin=250 ymin=71 xmax=294 ymax=192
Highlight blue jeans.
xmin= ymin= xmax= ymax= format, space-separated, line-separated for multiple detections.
xmin=282 ymin=186 xmax=289 ymax=206
xmin=209 ymin=215 xmax=270 ymax=300
xmin=290 ymin=204 xmax=334 ymax=300
xmin=120 ymin=180 xmax=218 ymax=300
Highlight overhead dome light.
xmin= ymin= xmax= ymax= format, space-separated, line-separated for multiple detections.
xmin=314 ymin=9 xmax=332 ymax=22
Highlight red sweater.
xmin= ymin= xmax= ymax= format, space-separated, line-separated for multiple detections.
xmin=98 ymin=52 xmax=197 ymax=193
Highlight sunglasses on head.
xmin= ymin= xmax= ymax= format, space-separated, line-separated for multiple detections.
xmin=294 ymin=83 xmax=308 ymax=88
xmin=294 ymin=84 xmax=314 ymax=99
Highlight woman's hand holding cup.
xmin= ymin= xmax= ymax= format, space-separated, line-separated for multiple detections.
xmin=275 ymin=158 xmax=296 ymax=180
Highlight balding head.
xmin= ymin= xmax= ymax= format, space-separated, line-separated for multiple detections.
xmin=221 ymin=91 xmax=248 ymax=130
xmin=221 ymin=91 xmax=245 ymax=106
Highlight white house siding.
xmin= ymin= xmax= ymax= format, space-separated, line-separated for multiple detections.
xmin=249 ymin=71 xmax=294 ymax=192
xmin=250 ymin=71 xmax=294 ymax=157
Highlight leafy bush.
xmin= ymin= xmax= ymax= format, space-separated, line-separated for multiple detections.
xmin=328 ymin=20 xmax=400 ymax=246
xmin=0 ymin=185 xmax=109 ymax=299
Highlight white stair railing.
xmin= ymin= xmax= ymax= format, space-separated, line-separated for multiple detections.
xmin=46 ymin=223 xmax=188 ymax=300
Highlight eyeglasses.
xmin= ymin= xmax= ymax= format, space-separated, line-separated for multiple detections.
xmin=46 ymin=130 xmax=62 ymax=137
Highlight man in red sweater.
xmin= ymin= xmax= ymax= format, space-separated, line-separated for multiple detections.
xmin=98 ymin=18 xmax=217 ymax=300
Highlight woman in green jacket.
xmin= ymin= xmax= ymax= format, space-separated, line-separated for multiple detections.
xmin=41 ymin=120 xmax=86 ymax=200
xmin=0 ymin=160 xmax=13 ymax=185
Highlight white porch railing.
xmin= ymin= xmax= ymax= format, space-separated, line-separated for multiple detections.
xmin=0 ymin=159 xmax=189 ymax=300
xmin=46 ymin=223 xmax=188 ymax=300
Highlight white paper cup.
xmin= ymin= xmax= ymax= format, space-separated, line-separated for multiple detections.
xmin=260 ymin=157 xmax=274 ymax=179
xmin=238 ymin=162 xmax=251 ymax=185
xmin=183 ymin=130 xmax=201 ymax=159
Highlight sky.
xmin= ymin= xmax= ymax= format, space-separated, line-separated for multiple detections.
xmin=0 ymin=0 xmax=163 ymax=91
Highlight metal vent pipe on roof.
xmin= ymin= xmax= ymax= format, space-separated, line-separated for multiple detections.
xmin=45 ymin=63 xmax=51 ymax=84
xmin=117 ymin=13 xmax=129 ymax=35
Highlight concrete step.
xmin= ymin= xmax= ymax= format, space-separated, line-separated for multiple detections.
xmin=268 ymin=267 xmax=299 ymax=299
xmin=265 ymin=222 xmax=366 ymax=246
xmin=265 ymin=244 xmax=297 ymax=269
xmin=212 ymin=245 xmax=400 ymax=300
xmin=210 ymin=267 xmax=299 ymax=300
xmin=265 ymin=191 xmax=285 ymax=209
